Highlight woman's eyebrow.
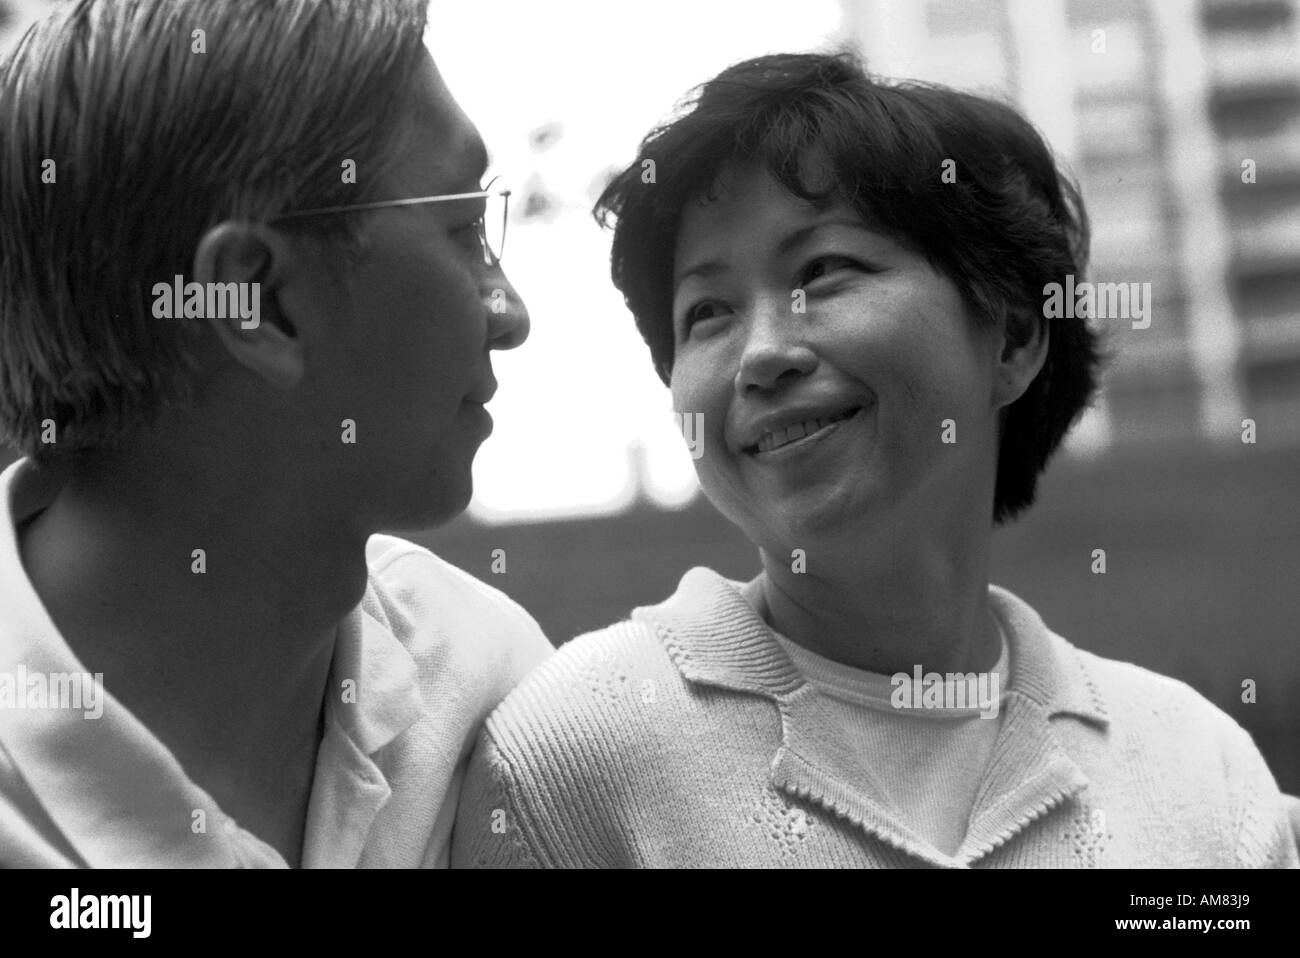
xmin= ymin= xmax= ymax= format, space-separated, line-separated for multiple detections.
xmin=675 ymin=217 xmax=881 ymax=293
xmin=674 ymin=260 xmax=727 ymax=292
xmin=775 ymin=218 xmax=876 ymax=254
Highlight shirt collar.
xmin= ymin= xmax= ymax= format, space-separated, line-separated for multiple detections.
xmin=300 ymin=588 xmax=425 ymax=868
xmin=0 ymin=459 xmax=425 ymax=867
xmin=324 ymin=582 xmax=425 ymax=756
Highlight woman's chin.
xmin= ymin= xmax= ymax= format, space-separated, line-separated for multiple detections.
xmin=741 ymin=494 xmax=874 ymax=561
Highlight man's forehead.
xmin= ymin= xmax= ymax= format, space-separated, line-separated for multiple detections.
xmin=404 ymin=53 xmax=488 ymax=189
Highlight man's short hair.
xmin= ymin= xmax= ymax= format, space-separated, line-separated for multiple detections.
xmin=594 ymin=51 xmax=1105 ymax=524
xmin=0 ymin=0 xmax=429 ymax=459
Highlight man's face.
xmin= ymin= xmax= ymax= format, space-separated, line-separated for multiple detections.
xmin=300 ymin=52 xmax=529 ymax=532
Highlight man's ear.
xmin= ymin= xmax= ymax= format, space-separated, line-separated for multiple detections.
xmin=192 ymin=222 xmax=304 ymax=390
xmin=993 ymin=307 xmax=1049 ymax=410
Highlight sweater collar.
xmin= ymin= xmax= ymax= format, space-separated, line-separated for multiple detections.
xmin=632 ymin=567 xmax=1109 ymax=866
xmin=632 ymin=566 xmax=1108 ymax=726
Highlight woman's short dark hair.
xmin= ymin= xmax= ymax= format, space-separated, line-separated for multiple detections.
xmin=593 ymin=51 xmax=1104 ymax=524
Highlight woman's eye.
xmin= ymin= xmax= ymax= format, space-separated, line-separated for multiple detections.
xmin=801 ymin=255 xmax=858 ymax=285
xmin=681 ymin=302 xmax=733 ymax=340
xmin=682 ymin=300 xmax=728 ymax=330
xmin=691 ymin=302 xmax=720 ymax=322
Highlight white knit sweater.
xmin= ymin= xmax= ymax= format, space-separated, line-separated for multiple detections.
xmin=452 ymin=567 xmax=1298 ymax=868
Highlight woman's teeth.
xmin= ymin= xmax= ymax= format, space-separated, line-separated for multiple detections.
xmin=755 ymin=410 xmax=855 ymax=454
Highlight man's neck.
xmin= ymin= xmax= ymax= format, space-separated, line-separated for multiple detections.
xmin=16 ymin=458 xmax=370 ymax=865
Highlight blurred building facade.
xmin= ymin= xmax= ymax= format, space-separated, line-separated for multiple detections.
xmin=841 ymin=0 xmax=1300 ymax=449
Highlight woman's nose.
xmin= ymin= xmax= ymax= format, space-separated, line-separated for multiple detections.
xmin=735 ymin=299 xmax=816 ymax=393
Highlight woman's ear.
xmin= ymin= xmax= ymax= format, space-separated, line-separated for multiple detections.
xmin=192 ymin=222 xmax=304 ymax=391
xmin=994 ymin=307 xmax=1049 ymax=410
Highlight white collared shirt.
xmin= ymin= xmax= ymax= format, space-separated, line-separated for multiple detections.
xmin=0 ymin=459 xmax=553 ymax=868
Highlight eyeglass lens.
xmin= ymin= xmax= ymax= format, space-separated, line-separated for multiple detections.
xmin=480 ymin=191 xmax=508 ymax=265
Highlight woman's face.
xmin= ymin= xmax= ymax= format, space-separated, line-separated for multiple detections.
xmin=669 ymin=162 xmax=1003 ymax=558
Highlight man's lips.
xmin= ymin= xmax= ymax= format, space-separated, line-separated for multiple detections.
xmin=736 ymin=403 xmax=866 ymax=454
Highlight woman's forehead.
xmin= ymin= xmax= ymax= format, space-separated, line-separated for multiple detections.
xmin=695 ymin=153 xmax=842 ymax=206
xmin=674 ymin=163 xmax=865 ymax=260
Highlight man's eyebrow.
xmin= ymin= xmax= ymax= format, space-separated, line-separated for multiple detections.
xmin=446 ymin=137 xmax=490 ymax=193
xmin=674 ymin=218 xmax=880 ymax=293
xmin=467 ymin=139 xmax=490 ymax=187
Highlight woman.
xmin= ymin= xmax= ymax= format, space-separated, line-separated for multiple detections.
xmin=451 ymin=52 xmax=1297 ymax=867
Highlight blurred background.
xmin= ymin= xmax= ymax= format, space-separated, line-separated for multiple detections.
xmin=2 ymin=0 xmax=1297 ymax=791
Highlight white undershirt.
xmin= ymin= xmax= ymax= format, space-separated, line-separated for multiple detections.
xmin=770 ymin=619 xmax=1011 ymax=857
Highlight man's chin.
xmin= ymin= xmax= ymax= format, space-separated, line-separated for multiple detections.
xmin=378 ymin=476 xmax=474 ymax=534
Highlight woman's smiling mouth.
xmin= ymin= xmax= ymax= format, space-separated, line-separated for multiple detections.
xmin=753 ymin=408 xmax=858 ymax=453
xmin=744 ymin=405 xmax=865 ymax=458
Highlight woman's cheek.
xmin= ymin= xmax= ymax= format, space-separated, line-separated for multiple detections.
xmin=671 ymin=355 xmax=711 ymax=417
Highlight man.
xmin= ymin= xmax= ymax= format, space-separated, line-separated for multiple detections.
xmin=0 ymin=0 xmax=552 ymax=867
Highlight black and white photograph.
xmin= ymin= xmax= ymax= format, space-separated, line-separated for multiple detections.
xmin=0 ymin=0 xmax=1296 ymax=930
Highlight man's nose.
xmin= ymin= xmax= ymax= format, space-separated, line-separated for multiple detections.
xmin=481 ymin=267 xmax=530 ymax=350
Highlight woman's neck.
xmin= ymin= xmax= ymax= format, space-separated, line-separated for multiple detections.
xmin=749 ymin=546 xmax=1000 ymax=676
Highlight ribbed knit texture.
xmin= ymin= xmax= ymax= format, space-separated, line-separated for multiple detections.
xmin=452 ymin=568 xmax=1299 ymax=868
